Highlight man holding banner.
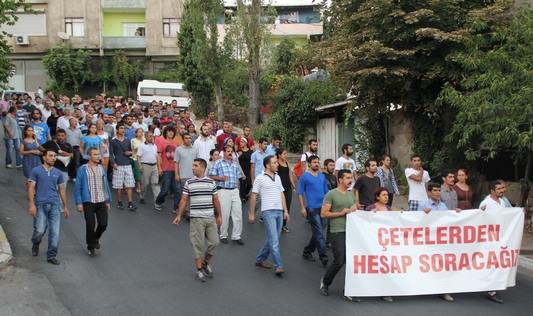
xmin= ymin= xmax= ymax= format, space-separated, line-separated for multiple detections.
xmin=319 ymin=169 xmax=359 ymax=301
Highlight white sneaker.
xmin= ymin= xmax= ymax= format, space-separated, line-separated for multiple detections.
xmin=6 ymin=164 xmax=13 ymax=168
xmin=154 ymin=204 xmax=163 ymax=211
xmin=196 ymin=270 xmax=207 ymax=282
xmin=16 ymin=164 xmax=22 ymax=168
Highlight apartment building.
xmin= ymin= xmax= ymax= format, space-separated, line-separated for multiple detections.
xmin=219 ymin=0 xmax=323 ymax=46
xmin=1 ymin=0 xmax=324 ymax=93
xmin=1 ymin=0 xmax=184 ymax=92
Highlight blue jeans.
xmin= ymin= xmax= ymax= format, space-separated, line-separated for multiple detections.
xmin=255 ymin=209 xmax=284 ymax=269
xmin=4 ymin=138 xmax=22 ymax=166
xmin=31 ymin=202 xmax=61 ymax=260
xmin=155 ymin=171 xmax=181 ymax=210
xmin=304 ymin=207 xmax=327 ymax=257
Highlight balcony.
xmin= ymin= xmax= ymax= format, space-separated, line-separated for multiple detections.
xmin=101 ymin=0 xmax=145 ymax=10
xmin=102 ymin=36 xmax=146 ymax=49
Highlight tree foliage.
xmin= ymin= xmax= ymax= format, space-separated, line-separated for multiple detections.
xmin=258 ymin=76 xmax=339 ymax=152
xmin=177 ymin=0 xmax=228 ymax=117
xmin=42 ymin=45 xmax=92 ymax=95
xmin=272 ymin=38 xmax=296 ymax=75
xmin=111 ymin=51 xmax=144 ymax=96
xmin=439 ymin=8 xmax=533 ymax=175
xmin=0 ymin=0 xmax=31 ymax=87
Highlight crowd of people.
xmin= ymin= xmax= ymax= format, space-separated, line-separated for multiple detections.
xmin=1 ymin=91 xmax=521 ymax=304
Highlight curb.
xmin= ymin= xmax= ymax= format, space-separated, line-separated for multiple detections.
xmin=0 ymin=224 xmax=13 ymax=268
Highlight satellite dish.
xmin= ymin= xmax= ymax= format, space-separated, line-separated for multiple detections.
xmin=57 ymin=32 xmax=70 ymax=40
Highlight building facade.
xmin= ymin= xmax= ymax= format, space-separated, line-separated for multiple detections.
xmin=1 ymin=0 xmax=324 ymax=93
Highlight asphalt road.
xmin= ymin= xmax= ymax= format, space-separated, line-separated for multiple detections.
xmin=1 ymin=160 xmax=533 ymax=316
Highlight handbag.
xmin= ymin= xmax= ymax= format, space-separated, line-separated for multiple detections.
xmin=54 ymin=142 xmax=71 ymax=167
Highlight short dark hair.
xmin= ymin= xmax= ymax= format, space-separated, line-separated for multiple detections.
xmin=56 ymin=128 xmax=66 ymax=135
xmin=488 ymin=180 xmax=504 ymax=192
xmin=337 ymin=169 xmax=352 ymax=179
xmin=115 ymin=122 xmax=125 ymax=130
xmin=307 ymin=155 xmax=319 ymax=163
xmin=324 ymin=158 xmax=335 ymax=167
xmin=43 ymin=148 xmax=58 ymax=155
xmin=223 ymin=145 xmax=234 ymax=152
xmin=411 ymin=154 xmax=421 ymax=160
xmin=427 ymin=182 xmax=441 ymax=192
xmin=441 ymin=169 xmax=455 ymax=179
xmin=87 ymin=147 xmax=99 ymax=155
xmin=194 ymin=158 xmax=207 ymax=169
xmin=381 ymin=154 xmax=391 ymax=162
xmin=275 ymin=148 xmax=286 ymax=157
xmin=272 ymin=135 xmax=281 ymax=141
xmin=308 ymin=139 xmax=318 ymax=145
xmin=374 ymin=187 xmax=389 ymax=202
xmin=342 ymin=143 xmax=352 ymax=153
xmin=364 ymin=159 xmax=376 ymax=169
xmin=258 ymin=137 xmax=268 ymax=144
xmin=162 ymin=125 xmax=176 ymax=138
xmin=263 ymin=155 xmax=275 ymax=168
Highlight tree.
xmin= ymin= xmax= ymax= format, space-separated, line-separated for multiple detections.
xmin=0 ymin=0 xmax=30 ymax=87
xmin=177 ymin=0 xmax=227 ymax=118
xmin=272 ymin=38 xmax=296 ymax=75
xmin=317 ymin=0 xmax=512 ymax=173
xmin=439 ymin=8 xmax=533 ymax=203
xmin=111 ymin=51 xmax=144 ymax=96
xmin=42 ymin=45 xmax=92 ymax=95
xmin=227 ymin=0 xmax=275 ymax=127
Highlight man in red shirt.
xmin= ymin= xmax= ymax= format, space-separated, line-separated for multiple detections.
xmin=216 ymin=121 xmax=237 ymax=150
xmin=154 ymin=125 xmax=180 ymax=211
xmin=236 ymin=125 xmax=255 ymax=152
xmin=204 ymin=111 xmax=221 ymax=136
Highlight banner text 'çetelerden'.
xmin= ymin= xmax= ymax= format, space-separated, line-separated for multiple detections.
xmin=344 ymin=208 xmax=524 ymax=297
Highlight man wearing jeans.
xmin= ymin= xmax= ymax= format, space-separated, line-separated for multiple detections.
xmin=27 ymin=149 xmax=69 ymax=265
xmin=75 ymin=148 xmax=112 ymax=257
xmin=248 ymin=155 xmax=290 ymax=277
xmin=3 ymin=106 xmax=22 ymax=168
xmin=320 ymin=169 xmax=358 ymax=301
xmin=297 ymin=155 xmax=329 ymax=266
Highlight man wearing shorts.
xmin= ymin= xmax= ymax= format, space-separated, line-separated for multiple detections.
xmin=173 ymin=158 xmax=222 ymax=282
xmin=109 ymin=122 xmax=137 ymax=211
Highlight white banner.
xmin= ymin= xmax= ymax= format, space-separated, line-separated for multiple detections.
xmin=345 ymin=208 xmax=524 ymax=297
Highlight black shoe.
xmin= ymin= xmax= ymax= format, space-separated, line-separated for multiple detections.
xmin=95 ymin=240 xmax=100 ymax=250
xmin=31 ymin=244 xmax=39 ymax=256
xmin=117 ymin=201 xmax=124 ymax=210
xmin=233 ymin=239 xmax=245 ymax=246
xmin=127 ymin=203 xmax=137 ymax=211
xmin=302 ymin=251 xmax=316 ymax=262
xmin=220 ymin=238 xmax=228 ymax=244
xmin=139 ymin=198 xmax=145 ymax=204
xmin=319 ymin=256 xmax=329 ymax=267
xmin=486 ymin=292 xmax=504 ymax=304
xmin=88 ymin=249 xmax=96 ymax=257
xmin=47 ymin=258 xmax=60 ymax=265
xmin=320 ymin=277 xmax=329 ymax=296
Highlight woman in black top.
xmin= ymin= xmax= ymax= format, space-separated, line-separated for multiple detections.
xmin=276 ymin=148 xmax=296 ymax=233
xmin=238 ymin=138 xmax=253 ymax=202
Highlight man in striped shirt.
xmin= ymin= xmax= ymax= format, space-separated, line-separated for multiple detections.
xmin=173 ymin=158 xmax=222 ymax=282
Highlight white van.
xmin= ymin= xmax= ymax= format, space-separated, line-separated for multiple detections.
xmin=137 ymin=80 xmax=190 ymax=108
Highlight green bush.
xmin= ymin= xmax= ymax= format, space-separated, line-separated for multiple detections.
xmin=258 ymin=76 xmax=339 ymax=152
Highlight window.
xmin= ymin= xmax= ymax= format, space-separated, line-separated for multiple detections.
xmin=278 ymin=11 xmax=299 ymax=24
xmin=140 ymin=88 xmax=188 ymax=97
xmin=0 ymin=13 xmax=47 ymax=36
xmin=65 ymin=17 xmax=84 ymax=37
xmin=163 ymin=18 xmax=179 ymax=37
xmin=123 ymin=23 xmax=145 ymax=37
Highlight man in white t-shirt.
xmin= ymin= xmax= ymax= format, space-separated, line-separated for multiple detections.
xmin=478 ymin=180 xmax=507 ymax=304
xmin=335 ymin=143 xmax=357 ymax=176
xmin=300 ymin=139 xmax=319 ymax=172
xmin=404 ymin=154 xmax=430 ymax=211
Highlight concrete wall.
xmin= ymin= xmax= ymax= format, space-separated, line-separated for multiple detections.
xmin=145 ymin=0 xmax=182 ymax=56
xmin=388 ymin=110 xmax=414 ymax=168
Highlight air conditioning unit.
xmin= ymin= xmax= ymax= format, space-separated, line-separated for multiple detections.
xmin=15 ymin=35 xmax=29 ymax=46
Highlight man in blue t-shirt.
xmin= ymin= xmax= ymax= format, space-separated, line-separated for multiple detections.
xmin=27 ymin=149 xmax=69 ymax=265
xmin=297 ymin=155 xmax=329 ymax=266
xmin=30 ymin=109 xmax=50 ymax=145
